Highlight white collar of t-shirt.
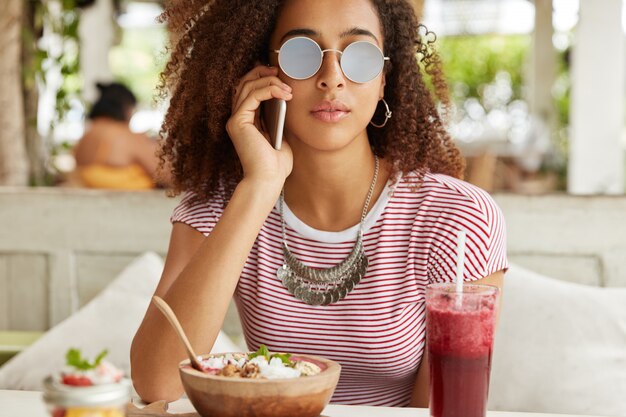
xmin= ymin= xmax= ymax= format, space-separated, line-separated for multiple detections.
xmin=274 ymin=176 xmax=398 ymax=244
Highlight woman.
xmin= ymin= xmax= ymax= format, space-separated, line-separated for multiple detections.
xmin=73 ymin=82 xmax=167 ymax=189
xmin=131 ymin=0 xmax=508 ymax=407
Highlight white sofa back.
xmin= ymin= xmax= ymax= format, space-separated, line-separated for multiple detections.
xmin=498 ymin=194 xmax=626 ymax=287
xmin=1 ymin=188 xmax=625 ymax=337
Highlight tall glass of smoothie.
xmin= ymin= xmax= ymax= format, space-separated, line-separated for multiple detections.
xmin=425 ymin=283 xmax=500 ymax=417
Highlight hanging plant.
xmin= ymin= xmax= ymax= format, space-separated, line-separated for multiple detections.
xmin=38 ymin=0 xmax=82 ymax=132
xmin=21 ymin=0 xmax=83 ymax=185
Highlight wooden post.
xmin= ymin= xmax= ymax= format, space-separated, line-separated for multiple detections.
xmin=23 ymin=0 xmax=45 ymax=185
xmin=529 ymin=0 xmax=557 ymax=132
xmin=0 ymin=0 xmax=29 ymax=186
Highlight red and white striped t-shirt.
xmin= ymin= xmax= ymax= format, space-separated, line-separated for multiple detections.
xmin=171 ymin=171 xmax=508 ymax=407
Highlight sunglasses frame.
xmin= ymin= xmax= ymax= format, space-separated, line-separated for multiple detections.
xmin=273 ymin=36 xmax=390 ymax=83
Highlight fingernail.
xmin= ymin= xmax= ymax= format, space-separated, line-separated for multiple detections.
xmin=282 ymin=83 xmax=292 ymax=91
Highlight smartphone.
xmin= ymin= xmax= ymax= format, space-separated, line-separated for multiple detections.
xmin=263 ymin=98 xmax=287 ymax=150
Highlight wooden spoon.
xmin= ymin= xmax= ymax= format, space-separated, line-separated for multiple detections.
xmin=151 ymin=295 xmax=205 ymax=372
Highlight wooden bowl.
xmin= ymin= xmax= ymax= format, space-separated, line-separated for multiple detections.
xmin=179 ymin=353 xmax=341 ymax=417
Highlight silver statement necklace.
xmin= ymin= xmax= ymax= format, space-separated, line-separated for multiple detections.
xmin=277 ymin=155 xmax=379 ymax=306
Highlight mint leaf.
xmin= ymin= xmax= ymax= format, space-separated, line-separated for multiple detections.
xmin=94 ymin=349 xmax=109 ymax=366
xmin=65 ymin=348 xmax=108 ymax=371
xmin=66 ymin=348 xmax=90 ymax=370
xmin=270 ymin=353 xmax=293 ymax=367
xmin=248 ymin=345 xmax=294 ymax=367
xmin=249 ymin=344 xmax=271 ymax=361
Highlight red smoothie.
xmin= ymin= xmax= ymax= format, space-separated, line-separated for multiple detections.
xmin=426 ymin=284 xmax=499 ymax=417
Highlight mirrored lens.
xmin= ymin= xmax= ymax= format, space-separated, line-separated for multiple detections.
xmin=341 ymin=41 xmax=385 ymax=83
xmin=278 ymin=37 xmax=323 ymax=80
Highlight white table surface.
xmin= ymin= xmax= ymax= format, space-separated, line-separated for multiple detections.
xmin=0 ymin=390 xmax=603 ymax=417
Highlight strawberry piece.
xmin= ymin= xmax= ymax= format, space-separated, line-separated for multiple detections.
xmin=52 ymin=408 xmax=66 ymax=417
xmin=61 ymin=374 xmax=93 ymax=386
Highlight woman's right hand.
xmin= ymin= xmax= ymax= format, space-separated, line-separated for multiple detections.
xmin=226 ymin=65 xmax=293 ymax=186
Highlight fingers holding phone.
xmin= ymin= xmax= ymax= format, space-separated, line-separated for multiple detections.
xmin=231 ymin=66 xmax=290 ymax=113
xmin=228 ymin=65 xmax=291 ymax=141
xmin=226 ymin=65 xmax=293 ymax=183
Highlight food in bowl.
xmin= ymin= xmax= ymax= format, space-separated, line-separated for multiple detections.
xmin=179 ymin=345 xmax=341 ymax=417
xmin=43 ymin=348 xmax=131 ymax=417
xmin=197 ymin=345 xmax=322 ymax=379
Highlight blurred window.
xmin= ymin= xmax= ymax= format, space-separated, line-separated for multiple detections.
xmin=110 ymin=1 xmax=167 ymax=136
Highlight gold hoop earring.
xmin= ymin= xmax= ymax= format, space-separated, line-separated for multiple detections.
xmin=370 ymin=98 xmax=392 ymax=128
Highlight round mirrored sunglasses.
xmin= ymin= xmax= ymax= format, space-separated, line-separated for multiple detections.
xmin=273 ymin=37 xmax=390 ymax=84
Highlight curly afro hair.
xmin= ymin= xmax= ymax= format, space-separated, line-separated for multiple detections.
xmin=157 ymin=0 xmax=464 ymax=202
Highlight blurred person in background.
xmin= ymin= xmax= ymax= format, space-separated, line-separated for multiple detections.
xmin=73 ymin=82 xmax=170 ymax=189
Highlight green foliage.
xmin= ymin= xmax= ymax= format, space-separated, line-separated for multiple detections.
xmin=437 ymin=34 xmax=571 ymax=189
xmin=437 ymin=35 xmax=531 ymax=104
xmin=24 ymin=1 xmax=82 ymax=135
xmin=21 ymin=0 xmax=83 ymax=185
xmin=44 ymin=2 xmax=82 ymax=127
xmin=553 ymin=49 xmax=571 ymax=127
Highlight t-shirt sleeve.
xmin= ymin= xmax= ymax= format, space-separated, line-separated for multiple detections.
xmin=170 ymin=191 xmax=223 ymax=237
xmin=426 ymin=184 xmax=509 ymax=284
